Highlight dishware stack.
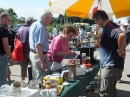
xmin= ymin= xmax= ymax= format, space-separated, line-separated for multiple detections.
xmin=10 ymin=81 xmax=22 ymax=97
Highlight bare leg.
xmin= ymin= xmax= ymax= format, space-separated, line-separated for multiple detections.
xmin=22 ymin=77 xmax=25 ymax=80
xmin=7 ymin=67 xmax=11 ymax=81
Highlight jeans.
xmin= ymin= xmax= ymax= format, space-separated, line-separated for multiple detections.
xmin=0 ymin=54 xmax=8 ymax=86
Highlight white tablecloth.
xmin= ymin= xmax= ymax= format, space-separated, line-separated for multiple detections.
xmin=0 ymin=87 xmax=40 ymax=97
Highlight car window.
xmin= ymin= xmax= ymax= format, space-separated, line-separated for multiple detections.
xmin=13 ymin=24 xmax=23 ymax=31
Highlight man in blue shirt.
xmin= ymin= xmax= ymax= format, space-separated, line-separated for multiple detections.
xmin=29 ymin=10 xmax=52 ymax=81
xmin=93 ymin=10 xmax=126 ymax=97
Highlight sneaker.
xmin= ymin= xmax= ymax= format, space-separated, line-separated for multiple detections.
xmin=118 ymin=80 xmax=122 ymax=83
xmin=127 ymin=74 xmax=130 ymax=78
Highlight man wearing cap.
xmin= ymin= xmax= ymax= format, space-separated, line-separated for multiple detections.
xmin=117 ymin=19 xmax=129 ymax=82
xmin=17 ymin=17 xmax=33 ymax=81
xmin=120 ymin=19 xmax=129 ymax=47
xmin=120 ymin=21 xmax=130 ymax=79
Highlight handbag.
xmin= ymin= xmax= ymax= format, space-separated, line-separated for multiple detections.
xmin=12 ymin=39 xmax=23 ymax=62
xmin=12 ymin=27 xmax=23 ymax=62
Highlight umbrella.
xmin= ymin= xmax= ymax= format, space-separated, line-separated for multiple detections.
xmin=49 ymin=0 xmax=130 ymax=19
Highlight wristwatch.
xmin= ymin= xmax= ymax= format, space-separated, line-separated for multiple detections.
xmin=117 ymin=49 xmax=124 ymax=53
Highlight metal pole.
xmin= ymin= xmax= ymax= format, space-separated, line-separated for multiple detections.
xmin=99 ymin=0 xmax=102 ymax=86
xmin=100 ymin=0 xmax=102 ymax=10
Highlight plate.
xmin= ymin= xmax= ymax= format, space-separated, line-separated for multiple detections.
xmin=62 ymin=81 xmax=70 ymax=86
xmin=57 ymin=85 xmax=64 ymax=95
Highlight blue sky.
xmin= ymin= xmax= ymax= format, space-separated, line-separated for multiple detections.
xmin=0 ymin=0 xmax=59 ymax=19
xmin=0 ymin=0 xmax=125 ymax=22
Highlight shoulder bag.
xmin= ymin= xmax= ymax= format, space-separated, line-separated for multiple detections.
xmin=12 ymin=27 xmax=23 ymax=62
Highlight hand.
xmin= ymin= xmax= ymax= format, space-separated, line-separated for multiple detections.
xmin=41 ymin=63 xmax=47 ymax=70
xmin=70 ymin=50 xmax=75 ymax=53
xmin=94 ymin=40 xmax=100 ymax=48
xmin=118 ymin=50 xmax=126 ymax=57
xmin=68 ymin=50 xmax=76 ymax=56
xmin=10 ymin=57 xmax=14 ymax=65
xmin=94 ymin=30 xmax=98 ymax=36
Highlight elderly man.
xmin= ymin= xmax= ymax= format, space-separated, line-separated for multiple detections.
xmin=29 ymin=10 xmax=52 ymax=81
xmin=0 ymin=12 xmax=14 ymax=86
xmin=17 ymin=17 xmax=33 ymax=81
xmin=120 ymin=19 xmax=130 ymax=79
xmin=117 ymin=19 xmax=129 ymax=82
xmin=93 ymin=10 xmax=126 ymax=97
xmin=120 ymin=19 xmax=129 ymax=47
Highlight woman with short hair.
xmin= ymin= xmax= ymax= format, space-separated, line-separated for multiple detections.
xmin=47 ymin=26 xmax=77 ymax=71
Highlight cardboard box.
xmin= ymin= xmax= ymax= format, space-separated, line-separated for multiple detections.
xmin=88 ymin=86 xmax=100 ymax=97
xmin=88 ymin=92 xmax=100 ymax=97
xmin=76 ymin=65 xmax=86 ymax=76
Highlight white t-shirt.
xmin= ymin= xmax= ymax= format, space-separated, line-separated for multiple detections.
xmin=52 ymin=27 xmax=57 ymax=36
xmin=120 ymin=26 xmax=128 ymax=33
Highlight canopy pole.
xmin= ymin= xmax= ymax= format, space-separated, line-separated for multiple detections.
xmin=99 ymin=0 xmax=102 ymax=10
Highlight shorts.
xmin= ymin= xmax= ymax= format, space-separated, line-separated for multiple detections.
xmin=20 ymin=54 xmax=31 ymax=77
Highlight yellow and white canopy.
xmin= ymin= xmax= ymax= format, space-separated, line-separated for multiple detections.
xmin=49 ymin=0 xmax=130 ymax=19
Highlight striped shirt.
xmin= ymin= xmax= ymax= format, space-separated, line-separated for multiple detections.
xmin=29 ymin=20 xmax=49 ymax=52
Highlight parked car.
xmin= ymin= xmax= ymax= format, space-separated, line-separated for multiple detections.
xmin=13 ymin=24 xmax=23 ymax=32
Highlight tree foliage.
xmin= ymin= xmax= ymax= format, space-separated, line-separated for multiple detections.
xmin=0 ymin=7 xmax=95 ymax=30
xmin=0 ymin=8 xmax=6 ymax=13
xmin=126 ymin=17 xmax=130 ymax=24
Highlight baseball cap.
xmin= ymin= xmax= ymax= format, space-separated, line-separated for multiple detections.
xmin=120 ymin=19 xmax=129 ymax=25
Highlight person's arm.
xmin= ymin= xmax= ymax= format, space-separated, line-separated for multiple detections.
xmin=52 ymin=40 xmax=76 ymax=56
xmin=36 ymin=44 xmax=47 ymax=70
xmin=94 ymin=39 xmax=100 ymax=48
xmin=2 ymin=37 xmax=14 ymax=65
xmin=118 ymin=32 xmax=126 ymax=57
xmin=54 ymin=48 xmax=76 ymax=57
xmin=54 ymin=51 xmax=73 ymax=56
xmin=94 ymin=32 xmax=102 ymax=48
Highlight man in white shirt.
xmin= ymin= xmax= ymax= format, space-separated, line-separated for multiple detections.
xmin=119 ymin=19 xmax=128 ymax=82
xmin=52 ymin=25 xmax=57 ymax=37
xmin=120 ymin=19 xmax=129 ymax=47
xmin=79 ymin=25 xmax=85 ymax=41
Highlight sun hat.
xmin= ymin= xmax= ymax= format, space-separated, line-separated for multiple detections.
xmin=120 ymin=19 xmax=129 ymax=25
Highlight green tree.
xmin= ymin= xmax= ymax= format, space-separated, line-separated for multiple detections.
xmin=0 ymin=8 xmax=6 ymax=14
xmin=19 ymin=17 xmax=25 ymax=23
xmin=51 ymin=17 xmax=58 ymax=25
xmin=0 ymin=7 xmax=38 ymax=26
xmin=46 ymin=24 xmax=53 ymax=33
xmin=7 ymin=8 xmax=18 ymax=26
xmin=58 ymin=14 xmax=64 ymax=24
xmin=126 ymin=17 xmax=130 ymax=24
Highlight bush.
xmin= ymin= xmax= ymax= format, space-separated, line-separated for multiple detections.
xmin=46 ymin=25 xmax=53 ymax=33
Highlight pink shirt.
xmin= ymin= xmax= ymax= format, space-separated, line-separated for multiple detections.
xmin=47 ymin=35 xmax=69 ymax=63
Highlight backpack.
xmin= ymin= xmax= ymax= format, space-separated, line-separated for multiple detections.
xmin=12 ymin=27 xmax=23 ymax=62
